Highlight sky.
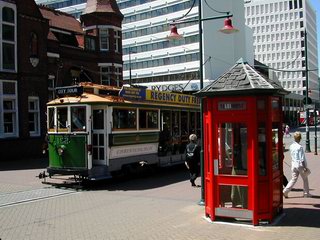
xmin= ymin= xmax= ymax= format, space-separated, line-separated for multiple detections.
xmin=310 ymin=0 xmax=320 ymax=73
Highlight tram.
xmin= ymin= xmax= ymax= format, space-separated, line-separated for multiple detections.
xmin=40 ymin=82 xmax=200 ymax=183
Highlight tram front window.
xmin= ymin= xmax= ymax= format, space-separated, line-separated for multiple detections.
xmin=48 ymin=108 xmax=55 ymax=132
xmin=71 ymin=106 xmax=86 ymax=132
xmin=57 ymin=107 xmax=68 ymax=132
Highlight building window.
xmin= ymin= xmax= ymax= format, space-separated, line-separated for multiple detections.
xmin=28 ymin=97 xmax=40 ymax=136
xmin=0 ymin=80 xmax=18 ymax=138
xmin=114 ymin=66 xmax=122 ymax=87
xmin=1 ymin=4 xmax=16 ymax=71
xmin=99 ymin=28 xmax=109 ymax=51
xmin=101 ymin=65 xmax=122 ymax=87
xmin=85 ymin=36 xmax=95 ymax=51
xmin=48 ymin=75 xmax=55 ymax=101
xmin=114 ymin=30 xmax=121 ymax=53
xmin=101 ymin=66 xmax=111 ymax=85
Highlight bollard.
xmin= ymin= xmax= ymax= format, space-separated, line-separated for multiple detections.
xmin=315 ymin=109 xmax=318 ymax=155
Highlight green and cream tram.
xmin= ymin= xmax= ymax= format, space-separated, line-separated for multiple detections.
xmin=42 ymin=83 xmax=200 ymax=182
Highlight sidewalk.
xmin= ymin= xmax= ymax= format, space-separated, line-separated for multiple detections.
xmin=0 ymin=128 xmax=319 ymax=239
xmin=282 ymin=127 xmax=320 ymax=228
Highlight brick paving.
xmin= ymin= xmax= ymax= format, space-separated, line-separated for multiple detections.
xmin=0 ymin=127 xmax=319 ymax=240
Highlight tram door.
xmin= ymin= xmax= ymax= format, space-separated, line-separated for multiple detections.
xmin=213 ymin=118 xmax=253 ymax=219
xmin=92 ymin=108 xmax=107 ymax=166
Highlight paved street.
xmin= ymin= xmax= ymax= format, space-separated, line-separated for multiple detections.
xmin=0 ymin=127 xmax=319 ymax=240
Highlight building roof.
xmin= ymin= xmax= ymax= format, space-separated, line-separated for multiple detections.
xmin=39 ymin=5 xmax=83 ymax=34
xmin=85 ymin=0 xmax=123 ymax=17
xmin=196 ymin=58 xmax=289 ymax=97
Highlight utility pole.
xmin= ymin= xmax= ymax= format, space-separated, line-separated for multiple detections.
xmin=304 ymin=30 xmax=311 ymax=152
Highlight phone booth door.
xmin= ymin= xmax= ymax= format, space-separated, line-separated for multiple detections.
xmin=213 ymin=117 xmax=254 ymax=220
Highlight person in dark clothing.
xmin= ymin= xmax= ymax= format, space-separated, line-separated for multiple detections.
xmin=185 ymin=134 xmax=201 ymax=187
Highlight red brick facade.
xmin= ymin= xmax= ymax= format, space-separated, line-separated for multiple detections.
xmin=0 ymin=0 xmax=123 ymax=160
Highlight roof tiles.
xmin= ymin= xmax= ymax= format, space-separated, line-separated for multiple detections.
xmin=196 ymin=59 xmax=289 ymax=97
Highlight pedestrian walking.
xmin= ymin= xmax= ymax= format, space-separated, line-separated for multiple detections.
xmin=185 ymin=134 xmax=200 ymax=187
xmin=284 ymin=124 xmax=291 ymax=137
xmin=283 ymin=131 xmax=312 ymax=198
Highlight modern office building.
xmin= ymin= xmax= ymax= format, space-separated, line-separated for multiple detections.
xmin=244 ymin=0 xmax=319 ymax=102
xmin=35 ymin=0 xmax=252 ymax=91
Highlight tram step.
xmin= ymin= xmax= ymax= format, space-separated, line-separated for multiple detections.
xmin=88 ymin=166 xmax=112 ymax=180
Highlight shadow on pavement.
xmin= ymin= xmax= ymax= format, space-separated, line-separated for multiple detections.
xmin=277 ymin=208 xmax=320 ymax=227
xmin=83 ymin=165 xmax=190 ymax=191
xmin=0 ymin=158 xmax=48 ymax=171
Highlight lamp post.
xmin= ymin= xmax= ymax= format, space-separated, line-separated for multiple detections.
xmin=304 ymin=30 xmax=311 ymax=153
xmin=128 ymin=47 xmax=136 ymax=85
xmin=315 ymin=108 xmax=318 ymax=155
xmin=129 ymin=48 xmax=133 ymax=85
xmin=168 ymin=0 xmax=238 ymax=205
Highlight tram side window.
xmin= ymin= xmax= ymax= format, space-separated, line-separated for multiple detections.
xmin=71 ymin=107 xmax=86 ymax=132
xmin=57 ymin=107 xmax=68 ymax=132
xmin=48 ymin=108 xmax=55 ymax=132
xmin=181 ymin=111 xmax=188 ymax=140
xmin=139 ymin=109 xmax=158 ymax=129
xmin=113 ymin=108 xmax=137 ymax=130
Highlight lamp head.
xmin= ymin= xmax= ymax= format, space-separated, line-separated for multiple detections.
xmin=219 ymin=18 xmax=239 ymax=34
xmin=167 ymin=24 xmax=183 ymax=40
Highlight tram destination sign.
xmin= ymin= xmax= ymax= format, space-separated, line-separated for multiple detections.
xmin=56 ymin=86 xmax=84 ymax=97
xmin=119 ymin=86 xmax=146 ymax=101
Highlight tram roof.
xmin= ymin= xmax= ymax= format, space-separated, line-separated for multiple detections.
xmin=47 ymin=92 xmax=199 ymax=109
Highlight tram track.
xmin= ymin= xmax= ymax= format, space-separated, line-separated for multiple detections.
xmin=0 ymin=187 xmax=79 ymax=208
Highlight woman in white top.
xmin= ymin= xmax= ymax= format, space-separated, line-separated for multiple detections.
xmin=283 ymin=131 xmax=311 ymax=198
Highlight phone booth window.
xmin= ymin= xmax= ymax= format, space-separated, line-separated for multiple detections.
xmin=272 ymin=123 xmax=280 ymax=171
xmin=218 ymin=123 xmax=248 ymax=176
xmin=219 ymin=185 xmax=248 ymax=209
xmin=258 ymin=123 xmax=267 ymax=176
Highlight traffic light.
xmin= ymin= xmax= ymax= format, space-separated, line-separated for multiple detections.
xmin=303 ymin=97 xmax=312 ymax=104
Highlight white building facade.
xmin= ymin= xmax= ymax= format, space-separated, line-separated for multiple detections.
xmin=36 ymin=0 xmax=252 ymax=90
xmin=244 ymin=0 xmax=319 ymax=101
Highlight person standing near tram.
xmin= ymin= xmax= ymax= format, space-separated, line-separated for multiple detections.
xmin=185 ymin=134 xmax=201 ymax=187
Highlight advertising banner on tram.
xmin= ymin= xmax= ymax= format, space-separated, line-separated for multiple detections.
xmin=119 ymin=86 xmax=200 ymax=105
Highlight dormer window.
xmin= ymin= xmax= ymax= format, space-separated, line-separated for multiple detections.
xmin=99 ymin=28 xmax=109 ymax=51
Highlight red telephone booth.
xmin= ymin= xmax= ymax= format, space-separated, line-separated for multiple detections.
xmin=197 ymin=59 xmax=289 ymax=225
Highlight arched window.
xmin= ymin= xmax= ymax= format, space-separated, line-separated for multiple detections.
xmin=2 ymin=7 xmax=14 ymax=23
xmin=1 ymin=4 xmax=16 ymax=71
xmin=30 ymin=32 xmax=38 ymax=57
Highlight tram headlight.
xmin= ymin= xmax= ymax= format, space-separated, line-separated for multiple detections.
xmin=57 ymin=145 xmax=66 ymax=156
xmin=87 ymin=144 xmax=92 ymax=155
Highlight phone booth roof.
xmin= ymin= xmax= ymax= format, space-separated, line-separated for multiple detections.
xmin=196 ymin=58 xmax=289 ymax=97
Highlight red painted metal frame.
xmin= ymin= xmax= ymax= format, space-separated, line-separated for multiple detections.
xmin=204 ymin=95 xmax=283 ymax=225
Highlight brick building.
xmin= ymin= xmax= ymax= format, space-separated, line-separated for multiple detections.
xmin=0 ymin=0 xmax=123 ymax=160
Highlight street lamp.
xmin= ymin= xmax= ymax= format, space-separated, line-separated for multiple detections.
xmin=168 ymin=0 xmax=238 ymax=205
xmin=128 ymin=47 xmax=136 ymax=85
xmin=304 ymin=30 xmax=311 ymax=153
